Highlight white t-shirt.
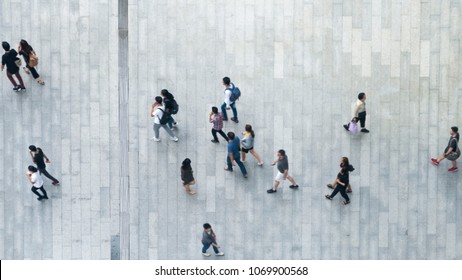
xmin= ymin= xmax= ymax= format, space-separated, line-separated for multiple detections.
xmin=153 ymin=107 xmax=165 ymax=125
xmin=31 ymin=172 xmax=44 ymax=188
xmin=224 ymin=85 xmax=233 ymax=106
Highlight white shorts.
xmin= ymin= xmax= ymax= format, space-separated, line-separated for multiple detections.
xmin=275 ymin=172 xmax=288 ymax=182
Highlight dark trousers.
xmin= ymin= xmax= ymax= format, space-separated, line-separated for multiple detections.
xmin=38 ymin=167 xmax=58 ymax=183
xmin=227 ymin=154 xmax=247 ymax=176
xmin=358 ymin=111 xmax=366 ymax=128
xmin=31 ymin=186 xmax=48 ymax=199
xmin=202 ymin=242 xmax=219 ymax=254
xmin=6 ymin=70 xmax=25 ymax=87
xmin=26 ymin=65 xmax=40 ymax=79
xmin=330 ymin=184 xmax=350 ymax=201
xmin=212 ymin=128 xmax=229 ymax=142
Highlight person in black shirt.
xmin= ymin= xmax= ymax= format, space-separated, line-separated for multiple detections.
xmin=431 ymin=126 xmax=460 ymax=172
xmin=161 ymin=89 xmax=178 ymax=129
xmin=181 ymin=158 xmax=196 ymax=195
xmin=29 ymin=145 xmax=60 ymax=185
xmin=1 ymin=41 xmax=26 ymax=91
xmin=327 ymin=157 xmax=355 ymax=193
xmin=325 ymin=163 xmax=351 ymax=205
xmin=18 ymin=39 xmax=45 ymax=85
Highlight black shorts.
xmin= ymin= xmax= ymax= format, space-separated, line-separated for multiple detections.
xmin=241 ymin=147 xmax=253 ymax=153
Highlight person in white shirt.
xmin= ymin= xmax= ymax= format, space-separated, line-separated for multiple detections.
xmin=220 ymin=77 xmax=238 ymax=123
xmin=344 ymin=92 xmax=369 ymax=133
xmin=27 ymin=165 xmax=48 ymax=201
xmin=151 ymin=98 xmax=179 ymax=142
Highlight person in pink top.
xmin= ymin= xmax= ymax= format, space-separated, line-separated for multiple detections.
xmin=209 ymin=106 xmax=229 ymax=143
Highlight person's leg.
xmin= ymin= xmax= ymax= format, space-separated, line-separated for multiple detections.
xmin=329 ymin=187 xmax=340 ymax=198
xmin=218 ymin=130 xmax=229 ymax=141
xmin=38 ymin=167 xmax=59 ymax=183
xmin=6 ymin=71 xmax=18 ymax=87
xmin=31 ymin=187 xmax=43 ymax=198
xmin=211 ymin=129 xmax=219 ymax=141
xmin=437 ymin=152 xmax=446 ymax=162
xmin=230 ymin=102 xmax=238 ymax=120
xmin=221 ymin=102 xmax=228 ymax=119
xmin=249 ymin=150 xmax=263 ymax=163
xmin=273 ymin=180 xmax=280 ymax=191
xmin=14 ymin=72 xmax=25 ymax=88
xmin=226 ymin=155 xmax=233 ymax=171
xmin=359 ymin=114 xmax=365 ymax=128
xmin=212 ymin=244 xmax=220 ymax=254
xmin=28 ymin=66 xmax=40 ymax=79
xmin=39 ymin=186 xmax=48 ymax=199
xmin=202 ymin=243 xmax=211 ymax=253
xmin=452 ymin=160 xmax=457 ymax=168
xmin=161 ymin=124 xmax=177 ymax=138
xmin=241 ymin=151 xmax=246 ymax=162
xmin=153 ymin=124 xmax=161 ymax=138
xmin=287 ymin=175 xmax=297 ymax=185
xmin=339 ymin=186 xmax=350 ymax=202
xmin=235 ymin=156 xmax=247 ymax=176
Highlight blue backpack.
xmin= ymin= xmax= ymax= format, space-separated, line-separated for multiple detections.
xmin=229 ymin=83 xmax=241 ymax=102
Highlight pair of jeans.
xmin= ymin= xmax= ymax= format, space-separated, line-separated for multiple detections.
xmin=227 ymin=153 xmax=247 ymax=176
xmin=358 ymin=111 xmax=366 ymax=128
xmin=6 ymin=71 xmax=25 ymax=88
xmin=212 ymin=129 xmax=228 ymax=142
xmin=31 ymin=186 xmax=48 ymax=199
xmin=167 ymin=115 xmax=176 ymax=129
xmin=153 ymin=123 xmax=176 ymax=138
xmin=202 ymin=242 xmax=219 ymax=254
xmin=38 ymin=167 xmax=59 ymax=183
xmin=221 ymin=102 xmax=237 ymax=120
xmin=330 ymin=184 xmax=350 ymax=201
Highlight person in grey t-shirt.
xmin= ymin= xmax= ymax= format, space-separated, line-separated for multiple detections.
xmin=201 ymin=223 xmax=225 ymax=257
xmin=267 ymin=149 xmax=299 ymax=193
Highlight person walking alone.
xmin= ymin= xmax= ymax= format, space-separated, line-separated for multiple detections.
xmin=29 ymin=145 xmax=60 ymax=185
xmin=431 ymin=126 xmax=460 ymax=172
xmin=241 ymin=124 xmax=263 ymax=165
xmin=344 ymin=92 xmax=369 ymax=133
xmin=267 ymin=149 xmax=299 ymax=193
xmin=1 ymin=41 xmax=26 ymax=91
xmin=27 ymin=166 xmax=48 ymax=201
xmin=151 ymin=99 xmax=179 ymax=142
xmin=220 ymin=77 xmax=239 ymax=123
xmin=18 ymin=39 xmax=44 ymax=85
xmin=201 ymin=223 xmax=225 ymax=257
xmin=181 ymin=158 xmax=196 ymax=195
xmin=209 ymin=106 xmax=228 ymax=143
xmin=224 ymin=132 xmax=248 ymax=178
xmin=325 ymin=165 xmax=351 ymax=205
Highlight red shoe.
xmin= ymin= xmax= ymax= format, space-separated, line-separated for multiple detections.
xmin=448 ymin=167 xmax=458 ymax=172
xmin=431 ymin=158 xmax=439 ymax=166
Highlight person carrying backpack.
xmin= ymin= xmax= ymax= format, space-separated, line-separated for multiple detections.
xmin=161 ymin=89 xmax=179 ymax=129
xmin=151 ymin=98 xmax=178 ymax=142
xmin=220 ymin=77 xmax=240 ymax=123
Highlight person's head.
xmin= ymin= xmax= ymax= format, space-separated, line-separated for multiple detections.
xmin=19 ymin=39 xmax=31 ymax=52
xmin=161 ymin=89 xmax=174 ymax=100
xmin=223 ymin=77 xmax=231 ymax=86
xmin=227 ymin=132 xmax=235 ymax=141
xmin=2 ymin=41 xmax=10 ymax=51
xmin=29 ymin=145 xmax=37 ymax=152
xmin=358 ymin=92 xmax=366 ymax=101
xmin=203 ymin=223 xmax=212 ymax=232
xmin=450 ymin=126 xmax=459 ymax=139
xmin=277 ymin=149 xmax=286 ymax=160
xmin=212 ymin=106 xmax=218 ymax=114
xmin=182 ymin=158 xmax=191 ymax=168
xmin=155 ymin=96 xmax=163 ymax=104
xmin=28 ymin=165 xmax=38 ymax=173
xmin=245 ymin=124 xmax=255 ymax=138
xmin=340 ymin=156 xmax=349 ymax=167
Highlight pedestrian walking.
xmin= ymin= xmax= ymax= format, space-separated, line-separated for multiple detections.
xmin=325 ymin=165 xmax=351 ymax=205
xmin=27 ymin=166 xmax=48 ymax=201
xmin=224 ymin=132 xmax=248 ymax=178
xmin=344 ymin=92 xmax=369 ymax=133
xmin=241 ymin=124 xmax=263 ymax=165
xmin=201 ymin=223 xmax=225 ymax=257
xmin=181 ymin=158 xmax=196 ymax=195
xmin=209 ymin=106 xmax=228 ymax=143
xmin=327 ymin=157 xmax=354 ymax=193
xmin=150 ymin=96 xmax=163 ymax=116
xmin=431 ymin=126 xmax=460 ymax=172
xmin=29 ymin=145 xmax=60 ymax=185
xmin=220 ymin=77 xmax=240 ymax=123
xmin=161 ymin=89 xmax=179 ymax=129
xmin=1 ymin=41 xmax=26 ymax=91
xmin=18 ymin=39 xmax=44 ymax=85
xmin=151 ymin=100 xmax=179 ymax=142
xmin=267 ymin=149 xmax=299 ymax=193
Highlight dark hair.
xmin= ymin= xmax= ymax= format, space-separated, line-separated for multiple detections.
xmin=182 ymin=158 xmax=192 ymax=169
xmin=2 ymin=41 xmax=10 ymax=51
xmin=227 ymin=132 xmax=235 ymax=140
xmin=212 ymin=106 xmax=218 ymax=114
xmin=28 ymin=165 xmax=38 ymax=172
xmin=278 ymin=149 xmax=286 ymax=157
xmin=341 ymin=157 xmax=349 ymax=168
xmin=29 ymin=145 xmax=37 ymax=152
xmin=358 ymin=92 xmax=366 ymax=100
xmin=19 ymin=39 xmax=32 ymax=54
xmin=203 ymin=223 xmax=211 ymax=230
xmin=161 ymin=89 xmax=174 ymax=100
xmin=223 ymin=77 xmax=231 ymax=85
xmin=451 ymin=127 xmax=460 ymax=141
xmin=155 ymin=96 xmax=163 ymax=104
xmin=245 ymin=124 xmax=255 ymax=138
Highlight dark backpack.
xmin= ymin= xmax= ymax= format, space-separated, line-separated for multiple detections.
xmin=229 ymin=83 xmax=241 ymax=102
xmin=157 ymin=108 xmax=170 ymax=125
xmin=165 ymin=98 xmax=179 ymax=114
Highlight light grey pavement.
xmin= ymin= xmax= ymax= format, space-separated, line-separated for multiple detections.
xmin=1 ymin=0 xmax=461 ymax=259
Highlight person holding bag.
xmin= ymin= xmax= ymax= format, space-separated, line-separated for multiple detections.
xmin=431 ymin=126 xmax=460 ymax=172
xmin=18 ymin=39 xmax=45 ymax=85
xmin=344 ymin=92 xmax=369 ymax=133
xmin=1 ymin=41 xmax=26 ymax=91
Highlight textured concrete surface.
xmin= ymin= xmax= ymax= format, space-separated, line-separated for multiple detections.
xmin=0 ymin=0 xmax=461 ymax=259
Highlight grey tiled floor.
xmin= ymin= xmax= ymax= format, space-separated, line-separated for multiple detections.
xmin=1 ymin=0 xmax=461 ymax=259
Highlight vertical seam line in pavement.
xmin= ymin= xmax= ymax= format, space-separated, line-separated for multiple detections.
xmin=118 ymin=0 xmax=130 ymax=260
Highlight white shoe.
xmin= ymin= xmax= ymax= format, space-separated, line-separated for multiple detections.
xmin=152 ymin=137 xmax=161 ymax=142
xmin=173 ymin=122 xmax=178 ymax=127
xmin=258 ymin=161 xmax=264 ymax=166
xmin=241 ymin=160 xmax=246 ymax=163
xmin=202 ymin=253 xmax=211 ymax=257
xmin=171 ymin=137 xmax=179 ymax=142
xmin=216 ymin=252 xmax=225 ymax=256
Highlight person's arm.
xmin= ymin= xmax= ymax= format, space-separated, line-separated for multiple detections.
xmin=27 ymin=173 xmax=34 ymax=184
xmin=229 ymin=152 xmax=234 ymax=164
xmin=336 ymin=178 xmax=346 ymax=186
xmin=29 ymin=151 xmax=35 ymax=162
xmin=1 ymin=64 xmax=4 ymax=71
xmin=225 ymin=89 xmax=231 ymax=108
xmin=353 ymin=102 xmax=360 ymax=118
xmin=209 ymin=112 xmax=214 ymax=123
xmin=271 ymin=159 xmax=278 ymax=166
xmin=43 ymin=152 xmax=51 ymax=163
xmin=150 ymin=104 xmax=156 ymax=117
xmin=446 ymin=147 xmax=453 ymax=155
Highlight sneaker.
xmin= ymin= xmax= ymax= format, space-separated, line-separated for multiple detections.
xmin=173 ymin=122 xmax=178 ymax=127
xmin=325 ymin=195 xmax=332 ymax=200
xmin=170 ymin=137 xmax=179 ymax=142
xmin=343 ymin=124 xmax=349 ymax=131
xmin=243 ymin=174 xmax=248 ymax=178
xmin=152 ymin=137 xmax=161 ymax=142
xmin=223 ymin=118 xmax=228 ymax=121
xmin=37 ymin=197 xmax=43 ymax=201
xmin=241 ymin=160 xmax=246 ymax=163
xmin=52 ymin=181 xmax=60 ymax=186
xmin=43 ymin=196 xmax=49 ymax=200
xmin=361 ymin=128 xmax=369 ymax=133
xmin=211 ymin=140 xmax=219 ymax=143
xmin=431 ymin=158 xmax=439 ymax=166
xmin=13 ymin=86 xmax=19 ymax=91
xmin=202 ymin=253 xmax=211 ymax=257
xmin=258 ymin=161 xmax=264 ymax=166
xmin=231 ymin=117 xmax=239 ymax=123
xmin=216 ymin=252 xmax=225 ymax=256
xmin=344 ymin=200 xmax=351 ymax=205
xmin=448 ymin=167 xmax=458 ymax=172
xmin=19 ymin=86 xmax=26 ymax=91
xmin=267 ymin=189 xmax=277 ymax=193
xmin=224 ymin=167 xmax=233 ymax=172
xmin=289 ymin=185 xmax=299 ymax=189
xmin=327 ymin=184 xmax=334 ymax=189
